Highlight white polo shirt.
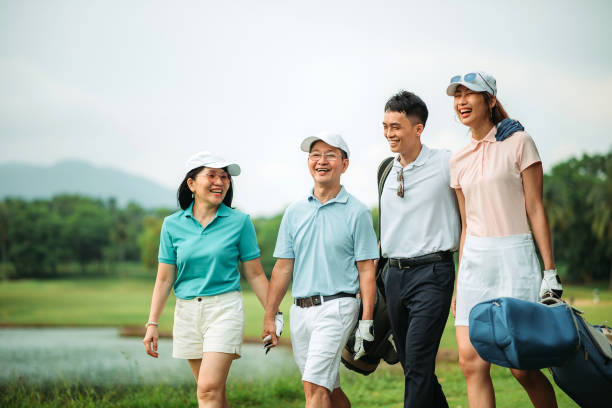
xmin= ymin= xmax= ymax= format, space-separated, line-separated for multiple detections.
xmin=380 ymin=144 xmax=460 ymax=259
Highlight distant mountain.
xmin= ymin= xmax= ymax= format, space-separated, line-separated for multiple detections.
xmin=0 ymin=159 xmax=177 ymax=209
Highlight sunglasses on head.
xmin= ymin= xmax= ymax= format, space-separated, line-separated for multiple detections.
xmin=450 ymin=72 xmax=495 ymax=94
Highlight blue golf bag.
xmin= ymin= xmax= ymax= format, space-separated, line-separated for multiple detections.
xmin=549 ymin=311 xmax=612 ymax=408
xmin=469 ymin=297 xmax=581 ymax=370
xmin=469 ymin=297 xmax=612 ymax=407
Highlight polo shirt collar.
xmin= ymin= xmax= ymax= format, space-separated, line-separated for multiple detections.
xmin=183 ymin=202 xmax=230 ymax=219
xmin=308 ymin=185 xmax=349 ymax=205
xmin=183 ymin=202 xmax=195 ymax=218
xmin=470 ymin=126 xmax=496 ymax=148
xmin=395 ymin=144 xmax=431 ymax=169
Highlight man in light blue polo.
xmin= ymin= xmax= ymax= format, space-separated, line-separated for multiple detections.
xmin=262 ymin=132 xmax=378 ymax=408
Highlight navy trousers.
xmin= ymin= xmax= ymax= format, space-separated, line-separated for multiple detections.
xmin=385 ymin=259 xmax=455 ymax=408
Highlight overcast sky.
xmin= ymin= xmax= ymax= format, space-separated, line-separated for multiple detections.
xmin=1 ymin=0 xmax=611 ymax=215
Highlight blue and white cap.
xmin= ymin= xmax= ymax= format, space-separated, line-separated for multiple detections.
xmin=446 ymin=71 xmax=497 ymax=96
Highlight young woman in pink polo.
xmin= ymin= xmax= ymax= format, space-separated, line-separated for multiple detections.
xmin=447 ymin=72 xmax=562 ymax=407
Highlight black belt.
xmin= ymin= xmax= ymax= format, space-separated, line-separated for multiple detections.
xmin=389 ymin=251 xmax=453 ymax=269
xmin=294 ymin=292 xmax=356 ymax=308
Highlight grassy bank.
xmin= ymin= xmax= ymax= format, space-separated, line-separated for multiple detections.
xmin=0 ymin=362 xmax=581 ymax=407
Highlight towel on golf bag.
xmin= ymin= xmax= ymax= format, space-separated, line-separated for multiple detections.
xmin=550 ymin=310 xmax=612 ymax=408
xmin=468 ymin=297 xmax=580 ymax=370
xmin=341 ymin=260 xmax=399 ymax=375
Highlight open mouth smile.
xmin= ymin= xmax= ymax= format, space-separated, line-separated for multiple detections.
xmin=459 ymin=108 xmax=472 ymax=118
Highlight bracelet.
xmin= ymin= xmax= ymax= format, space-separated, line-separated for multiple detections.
xmin=145 ymin=321 xmax=159 ymax=328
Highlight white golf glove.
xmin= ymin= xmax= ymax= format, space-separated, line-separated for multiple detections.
xmin=274 ymin=312 xmax=284 ymax=337
xmin=263 ymin=312 xmax=283 ymax=354
xmin=540 ymin=269 xmax=563 ymax=299
xmin=353 ymin=320 xmax=374 ymax=360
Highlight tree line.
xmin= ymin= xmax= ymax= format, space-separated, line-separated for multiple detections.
xmin=0 ymin=151 xmax=610 ymax=286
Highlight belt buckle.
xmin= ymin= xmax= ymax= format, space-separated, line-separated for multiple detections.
xmin=312 ymin=295 xmax=321 ymax=306
xmin=397 ymin=259 xmax=409 ymax=269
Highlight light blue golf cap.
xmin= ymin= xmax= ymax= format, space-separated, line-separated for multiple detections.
xmin=446 ymin=71 xmax=497 ymax=96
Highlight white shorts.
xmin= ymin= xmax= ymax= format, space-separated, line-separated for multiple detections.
xmin=455 ymin=234 xmax=540 ymax=326
xmin=290 ymin=296 xmax=359 ymax=391
xmin=172 ymin=290 xmax=245 ymax=359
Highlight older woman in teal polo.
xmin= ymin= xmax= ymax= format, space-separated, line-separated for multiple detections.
xmin=143 ymin=151 xmax=271 ymax=408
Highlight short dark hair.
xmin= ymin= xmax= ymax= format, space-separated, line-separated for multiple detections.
xmin=177 ymin=166 xmax=233 ymax=210
xmin=384 ymin=90 xmax=429 ymax=126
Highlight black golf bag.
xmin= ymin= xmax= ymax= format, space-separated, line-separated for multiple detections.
xmin=341 ymin=259 xmax=399 ymax=375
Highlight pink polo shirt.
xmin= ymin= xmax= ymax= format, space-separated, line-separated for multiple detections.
xmin=449 ymin=127 xmax=541 ymax=238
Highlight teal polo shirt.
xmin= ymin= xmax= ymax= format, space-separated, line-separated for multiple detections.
xmin=273 ymin=186 xmax=378 ymax=298
xmin=158 ymin=202 xmax=260 ymax=299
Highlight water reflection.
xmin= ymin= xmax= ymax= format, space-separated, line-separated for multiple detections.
xmin=0 ymin=328 xmax=297 ymax=384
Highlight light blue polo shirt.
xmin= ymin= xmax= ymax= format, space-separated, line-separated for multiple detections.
xmin=158 ymin=202 xmax=260 ymax=299
xmin=274 ymin=186 xmax=378 ymax=298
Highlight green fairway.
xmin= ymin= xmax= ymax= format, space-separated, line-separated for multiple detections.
xmin=0 ymin=277 xmax=295 ymax=339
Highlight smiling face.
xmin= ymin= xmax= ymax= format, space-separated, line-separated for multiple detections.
xmin=307 ymin=140 xmax=348 ymax=188
xmin=383 ymin=110 xmax=423 ymax=155
xmin=453 ymin=85 xmax=496 ymax=129
xmin=187 ymin=167 xmax=230 ymax=207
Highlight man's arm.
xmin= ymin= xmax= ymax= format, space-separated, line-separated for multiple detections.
xmin=356 ymin=259 xmax=376 ymax=320
xmin=452 ymin=188 xmax=467 ymax=318
xmin=262 ymin=258 xmax=294 ymax=348
xmin=353 ymin=259 xmax=377 ymax=359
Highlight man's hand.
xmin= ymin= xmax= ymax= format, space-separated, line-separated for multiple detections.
xmin=540 ymin=269 xmax=563 ymax=299
xmin=262 ymin=312 xmax=283 ymax=354
xmin=353 ymin=320 xmax=374 ymax=360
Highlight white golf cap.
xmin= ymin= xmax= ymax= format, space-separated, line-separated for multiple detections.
xmin=446 ymin=71 xmax=497 ymax=96
xmin=184 ymin=151 xmax=241 ymax=176
xmin=300 ymin=131 xmax=350 ymax=158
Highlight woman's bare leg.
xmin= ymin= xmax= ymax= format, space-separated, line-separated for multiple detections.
xmin=456 ymin=326 xmax=495 ymax=408
xmin=188 ymin=353 xmax=235 ymax=408
xmin=510 ymin=368 xmax=557 ymax=408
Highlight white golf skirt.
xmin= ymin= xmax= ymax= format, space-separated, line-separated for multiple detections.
xmin=455 ymin=233 xmax=540 ymax=326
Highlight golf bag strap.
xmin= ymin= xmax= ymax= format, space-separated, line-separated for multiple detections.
xmin=377 ymin=157 xmax=394 ymax=257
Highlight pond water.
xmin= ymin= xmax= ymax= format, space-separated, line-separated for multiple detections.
xmin=0 ymin=328 xmax=297 ymax=384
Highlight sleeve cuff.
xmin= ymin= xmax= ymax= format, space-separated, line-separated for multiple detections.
xmin=240 ymin=251 xmax=261 ymax=262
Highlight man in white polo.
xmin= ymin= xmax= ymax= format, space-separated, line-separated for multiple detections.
xmin=262 ymin=132 xmax=378 ymax=408
xmin=380 ymin=91 xmax=460 ymax=408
